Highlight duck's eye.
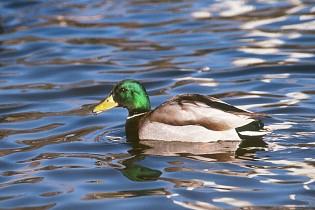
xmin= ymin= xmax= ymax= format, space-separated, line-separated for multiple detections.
xmin=119 ymin=88 xmax=127 ymax=93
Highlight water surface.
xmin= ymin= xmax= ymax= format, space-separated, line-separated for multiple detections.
xmin=0 ymin=0 xmax=315 ymax=209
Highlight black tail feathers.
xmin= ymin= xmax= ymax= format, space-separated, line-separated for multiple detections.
xmin=236 ymin=120 xmax=264 ymax=133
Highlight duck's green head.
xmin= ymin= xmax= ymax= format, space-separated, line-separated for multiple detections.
xmin=92 ymin=79 xmax=151 ymax=116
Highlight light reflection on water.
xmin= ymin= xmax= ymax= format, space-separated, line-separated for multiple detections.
xmin=0 ymin=0 xmax=315 ymax=209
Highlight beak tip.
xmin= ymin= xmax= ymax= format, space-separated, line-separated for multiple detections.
xmin=92 ymin=109 xmax=101 ymax=115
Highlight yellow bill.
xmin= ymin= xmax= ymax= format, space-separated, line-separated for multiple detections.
xmin=92 ymin=95 xmax=118 ymax=114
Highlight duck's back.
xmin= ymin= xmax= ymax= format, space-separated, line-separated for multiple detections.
xmin=138 ymin=94 xmax=267 ymax=142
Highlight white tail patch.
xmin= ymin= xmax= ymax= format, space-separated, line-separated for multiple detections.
xmin=238 ymin=130 xmax=270 ymax=137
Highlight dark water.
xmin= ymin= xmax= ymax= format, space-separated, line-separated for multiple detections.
xmin=1 ymin=0 xmax=315 ymax=209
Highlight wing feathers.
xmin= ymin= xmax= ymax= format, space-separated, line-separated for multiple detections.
xmin=147 ymin=94 xmax=260 ymax=131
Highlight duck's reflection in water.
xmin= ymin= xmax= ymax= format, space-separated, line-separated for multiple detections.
xmin=133 ymin=138 xmax=267 ymax=159
xmin=118 ymin=138 xmax=268 ymax=181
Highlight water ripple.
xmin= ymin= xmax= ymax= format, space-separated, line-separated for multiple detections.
xmin=0 ymin=0 xmax=315 ymax=209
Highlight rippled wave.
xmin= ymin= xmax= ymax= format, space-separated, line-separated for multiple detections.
xmin=0 ymin=0 xmax=314 ymax=209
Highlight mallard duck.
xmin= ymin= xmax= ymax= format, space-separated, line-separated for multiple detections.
xmin=92 ymin=79 xmax=269 ymax=142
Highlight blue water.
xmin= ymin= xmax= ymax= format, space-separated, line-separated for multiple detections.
xmin=0 ymin=0 xmax=315 ymax=209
